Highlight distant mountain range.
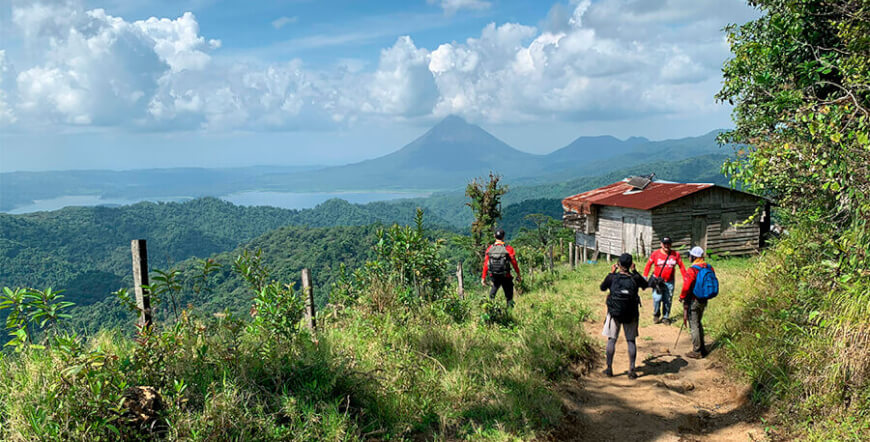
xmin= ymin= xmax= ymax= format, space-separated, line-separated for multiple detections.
xmin=258 ymin=116 xmax=729 ymax=190
xmin=0 ymin=116 xmax=732 ymax=211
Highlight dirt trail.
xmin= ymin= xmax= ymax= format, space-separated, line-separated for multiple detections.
xmin=554 ymin=297 xmax=766 ymax=441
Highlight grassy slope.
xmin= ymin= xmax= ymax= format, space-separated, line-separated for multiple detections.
xmin=702 ymin=245 xmax=870 ymax=441
xmin=0 ymin=268 xmax=597 ymax=440
xmin=0 ymin=256 xmax=766 ymax=441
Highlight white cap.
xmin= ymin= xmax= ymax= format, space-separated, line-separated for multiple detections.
xmin=689 ymin=246 xmax=704 ymax=258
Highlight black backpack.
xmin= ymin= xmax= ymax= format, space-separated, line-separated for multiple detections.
xmin=488 ymin=244 xmax=510 ymax=276
xmin=606 ymin=273 xmax=640 ymax=323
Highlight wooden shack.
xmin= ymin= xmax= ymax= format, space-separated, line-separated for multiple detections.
xmin=562 ymin=176 xmax=770 ymax=257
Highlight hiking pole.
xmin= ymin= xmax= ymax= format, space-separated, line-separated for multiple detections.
xmin=674 ymin=307 xmax=688 ymax=350
xmin=673 ymin=320 xmax=685 ymax=350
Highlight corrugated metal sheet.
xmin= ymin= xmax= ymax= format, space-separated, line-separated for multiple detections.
xmin=562 ymin=180 xmax=714 ymax=214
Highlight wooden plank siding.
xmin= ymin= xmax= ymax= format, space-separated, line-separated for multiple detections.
xmin=651 ymin=187 xmax=764 ymax=256
xmin=564 ymin=185 xmax=767 ymax=258
xmin=562 ymin=212 xmax=586 ymax=231
xmin=592 ymin=206 xmax=652 ymax=256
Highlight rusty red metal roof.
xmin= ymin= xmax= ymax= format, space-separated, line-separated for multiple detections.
xmin=562 ymin=180 xmax=714 ymax=214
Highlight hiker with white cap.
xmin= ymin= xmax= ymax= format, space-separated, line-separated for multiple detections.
xmin=679 ymin=246 xmax=719 ymax=358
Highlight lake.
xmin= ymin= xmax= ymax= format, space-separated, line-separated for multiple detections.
xmin=5 ymin=191 xmax=429 ymax=214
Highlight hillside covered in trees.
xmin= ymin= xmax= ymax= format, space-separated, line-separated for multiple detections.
xmin=0 ymin=0 xmax=868 ymax=440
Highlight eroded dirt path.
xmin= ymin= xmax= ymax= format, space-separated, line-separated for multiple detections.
xmin=553 ymin=298 xmax=766 ymax=441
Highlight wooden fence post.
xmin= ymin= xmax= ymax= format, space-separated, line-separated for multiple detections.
xmin=456 ymin=262 xmax=465 ymax=298
xmin=301 ymin=268 xmax=316 ymax=331
xmin=582 ymin=239 xmax=588 ymax=263
xmin=548 ymin=245 xmax=554 ymax=272
xmin=131 ymin=239 xmax=152 ymax=328
xmin=569 ymin=242 xmax=575 ymax=270
xmin=607 ymin=241 xmax=612 ymax=263
xmin=559 ymin=238 xmax=564 ymax=259
xmin=575 ymin=245 xmax=581 ymax=267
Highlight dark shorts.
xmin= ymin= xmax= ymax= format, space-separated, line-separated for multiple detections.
xmin=602 ymin=314 xmax=639 ymax=340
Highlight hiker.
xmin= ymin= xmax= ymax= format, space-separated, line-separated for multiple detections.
xmin=600 ymin=253 xmax=649 ymax=379
xmin=481 ymin=228 xmax=522 ymax=307
xmin=643 ymin=237 xmax=687 ymax=324
xmin=680 ymin=246 xmax=717 ymax=359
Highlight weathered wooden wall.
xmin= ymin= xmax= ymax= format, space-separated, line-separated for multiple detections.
xmin=564 ymin=186 xmax=767 ymax=258
xmin=562 ymin=212 xmax=586 ymax=231
xmin=652 ymin=187 xmax=763 ymax=256
xmin=595 ymin=206 xmax=653 ymax=256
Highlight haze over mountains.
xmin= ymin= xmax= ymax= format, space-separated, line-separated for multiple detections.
xmin=0 ymin=116 xmax=731 ymax=212
xmin=259 ymin=116 xmax=727 ymax=190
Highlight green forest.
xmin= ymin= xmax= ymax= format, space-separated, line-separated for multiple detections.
xmin=1 ymin=0 xmax=868 ymax=440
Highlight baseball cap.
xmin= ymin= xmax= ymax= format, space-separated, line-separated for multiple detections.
xmin=661 ymin=237 xmax=672 ymax=244
xmin=689 ymin=246 xmax=704 ymax=258
xmin=494 ymin=228 xmax=506 ymax=240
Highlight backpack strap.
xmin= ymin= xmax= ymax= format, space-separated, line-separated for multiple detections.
xmin=654 ymin=251 xmax=672 ymax=278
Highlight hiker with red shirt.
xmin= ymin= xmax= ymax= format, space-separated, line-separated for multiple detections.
xmin=680 ymin=246 xmax=712 ymax=359
xmin=481 ymin=228 xmax=522 ymax=308
xmin=643 ymin=237 xmax=687 ymax=324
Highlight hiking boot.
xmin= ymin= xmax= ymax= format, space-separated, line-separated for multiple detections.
xmin=685 ymin=350 xmax=704 ymax=359
xmin=653 ymin=316 xmax=662 ymax=324
xmin=662 ymin=317 xmax=672 ymax=325
xmin=627 ymin=370 xmax=638 ymax=380
xmin=602 ymin=367 xmax=613 ymax=377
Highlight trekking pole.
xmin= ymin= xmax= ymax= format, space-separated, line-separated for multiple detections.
xmin=674 ymin=305 xmax=688 ymax=350
xmin=673 ymin=320 xmax=685 ymax=350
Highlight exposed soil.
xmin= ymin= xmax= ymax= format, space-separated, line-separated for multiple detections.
xmin=552 ymin=297 xmax=767 ymax=441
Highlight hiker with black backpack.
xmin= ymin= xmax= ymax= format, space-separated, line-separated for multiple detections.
xmin=679 ymin=246 xmax=719 ymax=359
xmin=599 ymin=253 xmax=649 ymax=379
xmin=643 ymin=237 xmax=687 ymax=325
xmin=481 ymin=228 xmax=522 ymax=308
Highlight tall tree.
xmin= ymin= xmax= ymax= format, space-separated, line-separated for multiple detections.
xmin=717 ymin=0 xmax=869 ymax=230
xmin=715 ymin=0 xmax=869 ymax=430
xmin=465 ymin=173 xmax=508 ymax=273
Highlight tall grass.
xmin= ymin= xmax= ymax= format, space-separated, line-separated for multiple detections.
xmin=702 ymin=233 xmax=870 ymax=441
xmin=0 ymin=267 xmax=595 ymax=441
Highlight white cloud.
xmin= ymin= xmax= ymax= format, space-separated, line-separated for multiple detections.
xmin=0 ymin=51 xmax=17 ymax=125
xmin=2 ymin=0 xmax=756 ymax=133
xmin=271 ymin=16 xmax=298 ymax=30
xmin=425 ymin=0 xmax=753 ymax=123
xmin=428 ymin=0 xmax=492 ymax=16
xmin=368 ymin=36 xmax=438 ymax=117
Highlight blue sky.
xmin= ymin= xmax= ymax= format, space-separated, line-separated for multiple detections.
xmin=0 ymin=0 xmax=758 ymax=172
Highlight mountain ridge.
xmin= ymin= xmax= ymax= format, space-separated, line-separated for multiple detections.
xmin=0 ymin=117 xmax=731 ymax=211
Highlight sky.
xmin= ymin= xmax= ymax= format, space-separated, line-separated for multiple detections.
xmin=0 ymin=0 xmax=759 ymax=172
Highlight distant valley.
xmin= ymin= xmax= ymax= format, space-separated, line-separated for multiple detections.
xmin=0 ymin=116 xmax=732 ymax=213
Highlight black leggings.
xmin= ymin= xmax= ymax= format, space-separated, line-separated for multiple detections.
xmin=606 ymin=338 xmax=637 ymax=372
xmin=489 ymin=274 xmax=514 ymax=303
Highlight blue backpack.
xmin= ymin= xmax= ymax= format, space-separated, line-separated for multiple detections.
xmin=691 ymin=265 xmax=719 ymax=300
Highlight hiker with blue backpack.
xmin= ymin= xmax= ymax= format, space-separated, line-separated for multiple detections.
xmin=679 ymin=246 xmax=719 ymax=359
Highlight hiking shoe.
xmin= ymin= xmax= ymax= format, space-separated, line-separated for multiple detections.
xmin=628 ymin=371 xmax=638 ymax=380
xmin=602 ymin=368 xmax=613 ymax=377
xmin=662 ymin=318 xmax=672 ymax=325
xmin=653 ymin=316 xmax=662 ymax=324
xmin=685 ymin=351 xmax=704 ymax=359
